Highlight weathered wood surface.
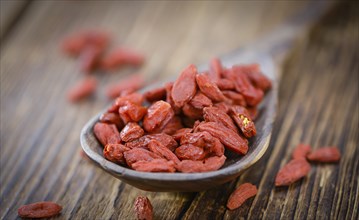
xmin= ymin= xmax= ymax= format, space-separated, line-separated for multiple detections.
xmin=0 ymin=1 xmax=358 ymax=219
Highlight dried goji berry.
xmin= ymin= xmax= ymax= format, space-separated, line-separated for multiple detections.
xmin=67 ymin=77 xmax=97 ymax=102
xmin=120 ymin=122 xmax=144 ymax=142
xmin=99 ymin=112 xmax=125 ymax=130
xmin=172 ymin=128 xmax=193 ymax=142
xmin=208 ymin=57 xmax=223 ymax=82
xmin=124 ymin=148 xmax=162 ymax=167
xmin=240 ymin=64 xmax=272 ymax=92
xmin=62 ymin=30 xmax=109 ymax=56
xmin=196 ymin=73 xmax=227 ymax=102
xmin=307 ymin=147 xmax=340 ymax=163
xmin=132 ymin=159 xmax=176 ymax=173
xmin=180 ymin=131 xmax=224 ymax=157
xmin=18 ymin=202 xmax=62 ymax=218
xmin=134 ymin=196 xmax=153 ymax=220
xmin=213 ymin=102 xmax=232 ymax=113
xmin=171 ymin=64 xmax=197 ymax=108
xmin=148 ymin=140 xmax=180 ymax=164
xmin=189 ymin=92 xmax=213 ymax=109
xmin=103 ymin=144 xmax=130 ymax=165
xmin=176 ymin=155 xmax=226 ymax=173
xmin=230 ymin=105 xmax=256 ymax=138
xmin=79 ymin=45 xmax=102 ymax=73
xmin=275 ymin=158 xmax=311 ymax=186
xmin=101 ymin=47 xmax=145 ymax=71
xmin=222 ymin=90 xmax=247 ymax=106
xmin=106 ymin=74 xmax=145 ymax=99
xmin=116 ymin=92 xmax=144 ymax=107
xmin=216 ymin=78 xmax=235 ymax=90
xmin=118 ymin=101 xmax=147 ymax=123
xmin=226 ymin=183 xmax=257 ymax=210
xmin=164 ymin=82 xmax=181 ymax=114
xmin=94 ymin=122 xmax=121 ymax=146
xmin=182 ymin=102 xmax=203 ymax=119
xmin=160 ymin=116 xmax=183 ymax=135
xmin=125 ymin=133 xmax=178 ymax=152
xmin=226 ymin=67 xmax=264 ymax=106
xmin=292 ymin=144 xmax=311 ymax=160
xmin=143 ymin=101 xmax=174 ymax=133
xmin=143 ymin=86 xmax=167 ymax=103
xmin=203 ymin=107 xmax=238 ymax=133
xmin=175 ymin=144 xmax=207 ymax=161
xmin=196 ymin=122 xmax=248 ymax=155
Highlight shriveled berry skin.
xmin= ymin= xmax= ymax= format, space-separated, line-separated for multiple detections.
xmin=226 ymin=183 xmax=257 ymax=210
xmin=196 ymin=73 xmax=227 ymax=102
xmin=134 ymin=196 xmax=153 ymax=220
xmin=99 ymin=112 xmax=125 ymax=130
xmin=171 ymin=64 xmax=198 ymax=108
xmin=175 ymin=144 xmax=207 ymax=161
xmin=18 ymin=202 xmax=62 ymax=218
xmin=307 ymin=147 xmax=340 ymax=163
xmin=275 ymin=158 xmax=311 ymax=186
xmin=196 ymin=122 xmax=248 ymax=155
xmin=119 ymin=101 xmax=147 ymax=124
xmin=120 ymin=122 xmax=144 ymax=142
xmin=230 ymin=105 xmax=256 ymax=138
xmin=132 ymin=159 xmax=176 ymax=173
xmin=124 ymin=148 xmax=162 ymax=168
xmin=93 ymin=122 xmax=121 ymax=147
xmin=203 ymin=107 xmax=238 ymax=133
xmin=125 ymin=133 xmax=178 ymax=152
xmin=143 ymin=101 xmax=174 ymax=133
xmin=147 ymin=140 xmax=180 ymax=164
xmin=144 ymin=87 xmax=166 ymax=103
xmin=103 ymin=144 xmax=130 ymax=165
xmin=176 ymin=155 xmax=226 ymax=173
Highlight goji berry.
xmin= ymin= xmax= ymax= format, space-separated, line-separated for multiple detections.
xmin=103 ymin=144 xmax=130 ymax=165
xmin=171 ymin=64 xmax=197 ymax=108
xmin=132 ymin=159 xmax=176 ymax=173
xmin=227 ymin=183 xmax=257 ymax=210
xmin=292 ymin=144 xmax=311 ymax=160
xmin=275 ymin=158 xmax=311 ymax=186
xmin=143 ymin=87 xmax=167 ymax=103
xmin=307 ymin=147 xmax=340 ymax=163
xmin=120 ymin=122 xmax=144 ymax=142
xmin=94 ymin=122 xmax=121 ymax=146
xmin=67 ymin=77 xmax=97 ymax=102
xmin=196 ymin=73 xmax=227 ymax=102
xmin=18 ymin=202 xmax=62 ymax=218
xmin=143 ymin=101 xmax=174 ymax=133
xmin=101 ymin=47 xmax=145 ymax=71
xmin=134 ymin=196 xmax=153 ymax=220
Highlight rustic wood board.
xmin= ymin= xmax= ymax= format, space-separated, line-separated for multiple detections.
xmin=0 ymin=1 xmax=357 ymax=219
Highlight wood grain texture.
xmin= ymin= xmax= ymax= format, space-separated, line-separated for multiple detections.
xmin=1 ymin=1 xmax=357 ymax=219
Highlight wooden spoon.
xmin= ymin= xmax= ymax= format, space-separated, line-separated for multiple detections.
xmin=80 ymin=1 xmax=331 ymax=192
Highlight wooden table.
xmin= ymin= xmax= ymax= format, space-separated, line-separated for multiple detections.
xmin=1 ymin=1 xmax=357 ymax=219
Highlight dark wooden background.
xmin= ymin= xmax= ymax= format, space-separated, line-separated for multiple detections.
xmin=0 ymin=1 xmax=358 ymax=219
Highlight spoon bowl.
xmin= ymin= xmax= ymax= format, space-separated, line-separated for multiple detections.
xmin=81 ymin=54 xmax=277 ymax=192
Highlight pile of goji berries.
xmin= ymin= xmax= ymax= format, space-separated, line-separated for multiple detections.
xmin=94 ymin=58 xmax=272 ymax=173
xmin=61 ymin=30 xmax=146 ymax=102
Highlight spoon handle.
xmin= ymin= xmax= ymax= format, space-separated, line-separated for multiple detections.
xmin=217 ymin=1 xmax=333 ymax=75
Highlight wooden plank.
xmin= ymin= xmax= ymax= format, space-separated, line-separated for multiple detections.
xmin=1 ymin=1 xmax=357 ymax=220
xmin=0 ymin=0 xmax=29 ymax=41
